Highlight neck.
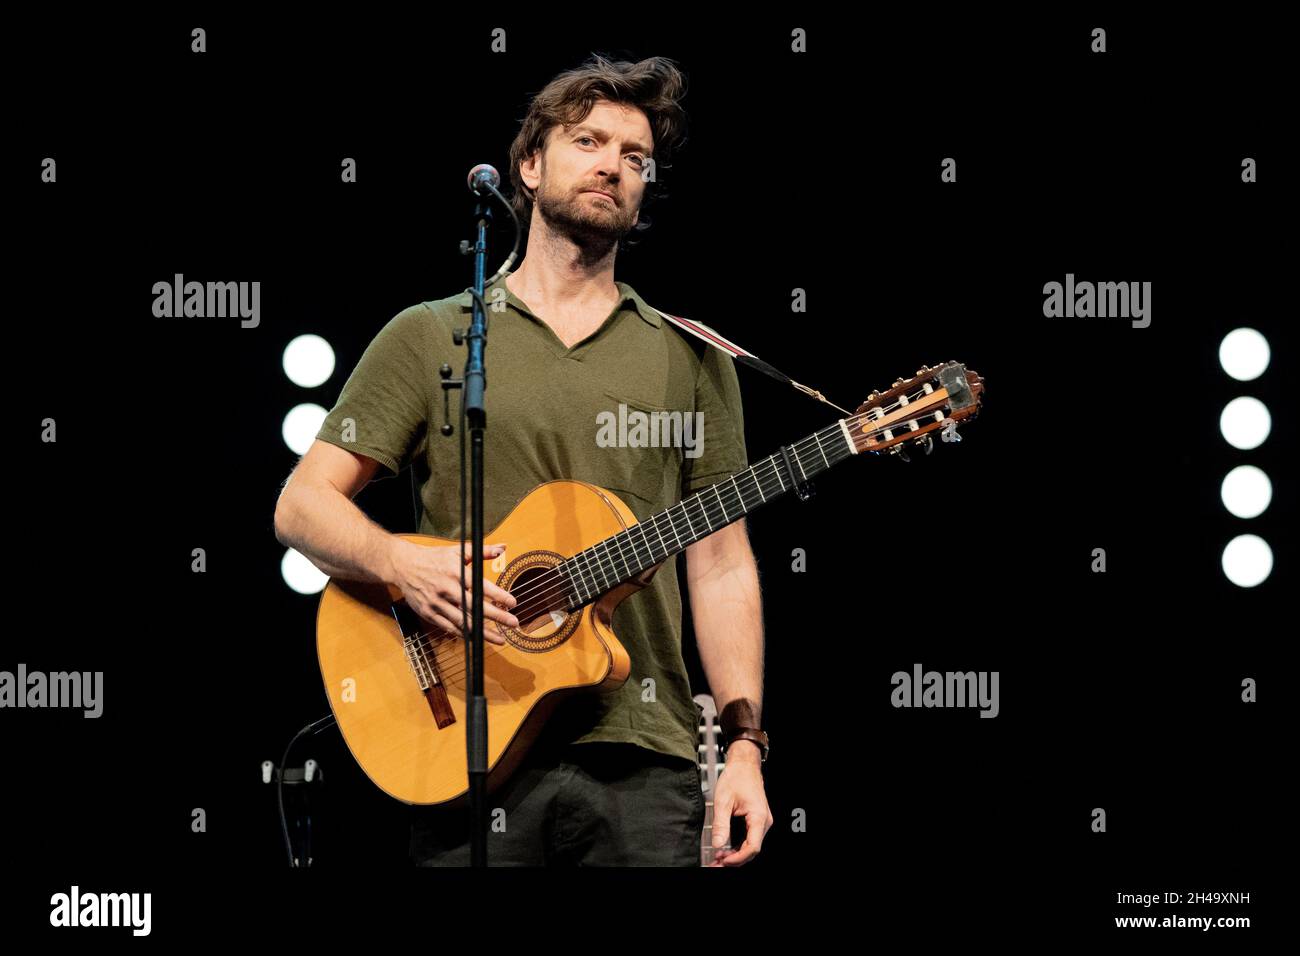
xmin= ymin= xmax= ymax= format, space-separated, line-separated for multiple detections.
xmin=558 ymin=418 xmax=858 ymax=610
xmin=508 ymin=217 xmax=621 ymax=312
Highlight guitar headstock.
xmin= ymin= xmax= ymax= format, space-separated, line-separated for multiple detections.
xmin=850 ymin=362 xmax=984 ymax=458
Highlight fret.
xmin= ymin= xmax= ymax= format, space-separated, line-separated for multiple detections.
xmin=559 ymin=565 xmax=579 ymax=607
xmin=813 ymin=431 xmax=830 ymax=469
xmin=680 ymin=500 xmax=698 ymax=540
xmin=694 ymin=493 xmax=714 ymax=534
xmin=580 ymin=546 xmax=598 ymax=594
xmin=649 ymin=513 xmax=670 ymax=558
xmin=713 ymin=485 xmax=730 ymax=523
xmin=639 ymin=522 xmax=658 ymax=564
xmin=571 ymin=552 xmax=590 ymax=603
xmin=768 ymin=456 xmax=785 ymax=492
xmin=562 ymin=422 xmax=854 ymax=607
xmin=700 ymin=489 xmax=722 ymax=530
xmin=729 ymin=476 xmax=748 ymax=512
xmin=600 ymin=538 xmax=625 ymax=582
xmin=622 ymin=532 xmax=638 ymax=568
xmin=592 ymin=546 xmax=611 ymax=592
xmin=615 ymin=531 xmax=636 ymax=570
xmin=623 ymin=530 xmax=642 ymax=571
xmin=665 ymin=507 xmax=684 ymax=549
xmin=636 ymin=520 xmax=660 ymax=564
xmin=792 ymin=445 xmax=809 ymax=481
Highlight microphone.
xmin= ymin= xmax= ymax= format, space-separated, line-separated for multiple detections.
xmin=467 ymin=163 xmax=501 ymax=196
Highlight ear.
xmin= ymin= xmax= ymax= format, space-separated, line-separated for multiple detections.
xmin=519 ymin=148 xmax=542 ymax=193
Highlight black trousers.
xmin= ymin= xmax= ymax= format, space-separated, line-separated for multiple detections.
xmin=410 ymin=740 xmax=704 ymax=866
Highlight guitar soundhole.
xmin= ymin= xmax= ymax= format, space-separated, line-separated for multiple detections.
xmin=497 ymin=551 xmax=581 ymax=653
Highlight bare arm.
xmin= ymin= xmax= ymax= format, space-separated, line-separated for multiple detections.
xmin=686 ymin=519 xmax=765 ymax=763
xmin=687 ymin=518 xmax=772 ymax=866
xmin=273 ymin=439 xmax=396 ymax=583
xmin=272 ymin=439 xmax=520 ymax=643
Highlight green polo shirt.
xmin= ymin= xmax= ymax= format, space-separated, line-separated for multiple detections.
xmin=314 ymin=274 xmax=748 ymax=765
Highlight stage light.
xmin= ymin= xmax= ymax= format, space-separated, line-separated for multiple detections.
xmin=1219 ymin=397 xmax=1271 ymax=450
xmin=1218 ymin=327 xmax=1270 ymax=382
xmin=1221 ymin=534 xmax=1273 ymax=588
xmin=282 ymin=403 xmax=328 ymax=455
xmin=281 ymin=548 xmax=328 ymax=595
xmin=1220 ymin=465 xmax=1272 ymax=519
xmin=282 ymin=334 xmax=336 ymax=387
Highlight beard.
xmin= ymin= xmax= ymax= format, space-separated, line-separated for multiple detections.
xmin=534 ymin=176 xmax=639 ymax=249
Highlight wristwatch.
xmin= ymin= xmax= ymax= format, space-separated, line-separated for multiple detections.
xmin=722 ymin=727 xmax=769 ymax=763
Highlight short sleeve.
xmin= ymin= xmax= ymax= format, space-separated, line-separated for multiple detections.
xmin=314 ymin=304 xmax=434 ymax=479
xmin=681 ymin=346 xmax=748 ymax=494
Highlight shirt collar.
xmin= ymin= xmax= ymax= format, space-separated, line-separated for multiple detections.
xmin=457 ymin=276 xmax=662 ymax=327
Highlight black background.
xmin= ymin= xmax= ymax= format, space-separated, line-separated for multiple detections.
xmin=7 ymin=10 xmax=1286 ymax=942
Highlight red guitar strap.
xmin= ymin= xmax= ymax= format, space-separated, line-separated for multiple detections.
xmin=649 ymin=306 xmax=852 ymax=415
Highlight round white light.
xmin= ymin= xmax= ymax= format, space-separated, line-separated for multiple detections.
xmin=282 ymin=403 xmax=329 ymax=455
xmin=281 ymin=548 xmax=328 ymax=595
xmin=1218 ymin=328 xmax=1270 ymax=381
xmin=1221 ymin=534 xmax=1273 ymax=588
xmin=1220 ymin=465 xmax=1272 ymax=519
xmin=283 ymin=334 xmax=336 ymax=388
xmin=1219 ymin=397 xmax=1271 ymax=450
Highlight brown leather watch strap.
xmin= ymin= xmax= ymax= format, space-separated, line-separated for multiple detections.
xmin=723 ymin=727 xmax=769 ymax=763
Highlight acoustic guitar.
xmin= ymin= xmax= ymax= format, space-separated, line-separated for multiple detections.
xmin=316 ymin=362 xmax=984 ymax=805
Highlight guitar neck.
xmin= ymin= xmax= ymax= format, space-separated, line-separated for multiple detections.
xmin=561 ymin=419 xmax=856 ymax=608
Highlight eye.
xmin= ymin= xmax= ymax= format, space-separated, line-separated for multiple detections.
xmin=577 ymin=136 xmax=595 ymax=146
xmin=627 ymin=154 xmax=645 ymax=168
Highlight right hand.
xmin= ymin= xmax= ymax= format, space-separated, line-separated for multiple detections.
xmin=389 ymin=539 xmax=519 ymax=646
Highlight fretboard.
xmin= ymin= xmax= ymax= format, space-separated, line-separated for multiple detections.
xmin=560 ymin=419 xmax=855 ymax=609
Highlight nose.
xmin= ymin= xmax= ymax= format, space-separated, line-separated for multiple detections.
xmin=594 ymin=146 xmax=623 ymax=180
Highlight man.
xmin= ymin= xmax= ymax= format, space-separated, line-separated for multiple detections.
xmin=274 ymin=54 xmax=772 ymax=866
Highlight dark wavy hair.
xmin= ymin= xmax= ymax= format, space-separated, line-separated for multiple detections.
xmin=506 ymin=53 xmax=689 ymax=250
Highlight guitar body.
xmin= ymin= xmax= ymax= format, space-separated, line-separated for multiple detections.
xmin=316 ymin=479 xmax=653 ymax=807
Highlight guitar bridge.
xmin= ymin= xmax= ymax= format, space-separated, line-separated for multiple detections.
xmin=391 ymin=600 xmax=456 ymax=729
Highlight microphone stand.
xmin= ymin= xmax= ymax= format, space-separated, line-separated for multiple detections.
xmin=462 ymin=192 xmax=492 ymax=867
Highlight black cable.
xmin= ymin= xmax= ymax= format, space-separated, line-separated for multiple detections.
xmin=480 ymin=180 xmax=522 ymax=287
xmin=277 ymin=713 xmax=336 ymax=867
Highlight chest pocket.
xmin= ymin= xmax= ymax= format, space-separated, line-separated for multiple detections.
xmin=596 ymin=388 xmax=687 ymax=513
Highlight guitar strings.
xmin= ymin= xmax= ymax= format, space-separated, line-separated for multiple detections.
xmin=410 ymin=437 xmax=810 ymax=640
xmin=409 ymin=396 xmax=947 ymax=642
xmin=397 ymin=400 xmax=953 ymax=674
xmin=442 ymin=395 xmax=939 ymax=616
xmin=457 ymin=396 xmax=946 ymax=618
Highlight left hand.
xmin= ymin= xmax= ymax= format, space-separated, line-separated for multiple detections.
xmin=708 ymin=743 xmax=773 ymax=866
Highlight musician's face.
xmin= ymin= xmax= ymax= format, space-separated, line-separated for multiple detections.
xmin=523 ymin=99 xmax=651 ymax=244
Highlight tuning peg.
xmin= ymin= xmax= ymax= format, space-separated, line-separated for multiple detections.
xmin=890 ymin=445 xmax=911 ymax=463
xmin=916 ymin=434 xmax=934 ymax=455
xmin=866 ymin=390 xmax=880 ymax=401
